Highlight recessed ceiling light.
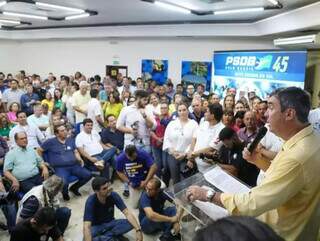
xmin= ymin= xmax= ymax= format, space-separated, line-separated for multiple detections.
xmin=154 ymin=1 xmax=191 ymax=14
xmin=35 ymin=2 xmax=85 ymax=13
xmin=3 ymin=11 xmax=48 ymax=20
xmin=0 ymin=1 xmax=7 ymax=7
xmin=0 ymin=19 xmax=21 ymax=24
xmin=214 ymin=7 xmax=264 ymax=15
xmin=65 ymin=13 xmax=90 ymax=20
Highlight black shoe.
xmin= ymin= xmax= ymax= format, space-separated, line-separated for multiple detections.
xmin=62 ymin=193 xmax=70 ymax=201
xmin=116 ymin=235 xmax=130 ymax=241
xmin=69 ymin=186 xmax=82 ymax=196
xmin=122 ymin=189 xmax=129 ymax=198
xmin=157 ymin=233 xmax=181 ymax=241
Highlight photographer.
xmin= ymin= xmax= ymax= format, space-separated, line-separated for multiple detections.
xmin=0 ymin=176 xmax=17 ymax=232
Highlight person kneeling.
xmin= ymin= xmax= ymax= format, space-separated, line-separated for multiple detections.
xmin=83 ymin=177 xmax=142 ymax=241
xmin=139 ymin=178 xmax=183 ymax=241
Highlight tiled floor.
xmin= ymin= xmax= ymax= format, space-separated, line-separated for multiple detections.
xmin=0 ymin=179 xmax=160 ymax=241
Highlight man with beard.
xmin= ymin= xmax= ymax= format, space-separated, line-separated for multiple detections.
xmin=117 ymin=90 xmax=156 ymax=153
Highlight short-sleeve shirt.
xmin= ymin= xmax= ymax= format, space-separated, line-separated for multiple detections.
xmin=237 ymin=127 xmax=258 ymax=146
xmin=116 ymin=149 xmax=154 ymax=188
xmin=2 ymin=88 xmax=24 ymax=106
xmin=83 ymin=192 xmax=127 ymax=226
xmin=41 ymin=137 xmax=77 ymax=167
xmin=4 ymin=147 xmax=41 ymax=181
xmin=100 ymin=127 xmax=124 ymax=151
xmin=75 ymin=130 xmax=103 ymax=156
xmin=87 ymin=98 xmax=104 ymax=133
xmin=138 ymin=190 xmax=172 ymax=221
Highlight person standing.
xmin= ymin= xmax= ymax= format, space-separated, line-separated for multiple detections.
xmin=187 ymin=87 xmax=320 ymax=241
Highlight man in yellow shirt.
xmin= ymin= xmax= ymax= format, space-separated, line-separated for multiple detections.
xmin=187 ymin=87 xmax=320 ymax=241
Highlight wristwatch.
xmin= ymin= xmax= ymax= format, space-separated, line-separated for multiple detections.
xmin=206 ymin=189 xmax=216 ymax=202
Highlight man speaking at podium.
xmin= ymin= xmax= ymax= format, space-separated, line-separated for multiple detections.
xmin=187 ymin=87 xmax=320 ymax=241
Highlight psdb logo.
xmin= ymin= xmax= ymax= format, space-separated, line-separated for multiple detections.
xmin=225 ymin=55 xmax=273 ymax=71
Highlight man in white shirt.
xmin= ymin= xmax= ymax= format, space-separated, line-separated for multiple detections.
xmin=86 ymin=89 xmax=104 ymax=133
xmin=187 ymin=103 xmax=225 ymax=173
xmin=10 ymin=111 xmax=45 ymax=149
xmin=117 ymin=90 xmax=156 ymax=153
xmin=308 ymin=92 xmax=320 ymax=133
xmin=27 ymin=104 xmax=49 ymax=132
xmin=76 ymin=118 xmax=116 ymax=181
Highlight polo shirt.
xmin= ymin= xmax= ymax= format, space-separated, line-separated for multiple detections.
xmin=41 ymin=137 xmax=77 ymax=167
xmin=116 ymin=149 xmax=154 ymax=188
xmin=139 ymin=190 xmax=171 ymax=221
xmin=75 ymin=130 xmax=103 ymax=156
xmin=4 ymin=146 xmax=41 ymax=181
xmin=84 ymin=192 xmax=126 ymax=226
xmin=100 ymin=127 xmax=124 ymax=151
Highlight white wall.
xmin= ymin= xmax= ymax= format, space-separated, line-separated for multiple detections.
xmin=0 ymin=37 xmax=274 ymax=85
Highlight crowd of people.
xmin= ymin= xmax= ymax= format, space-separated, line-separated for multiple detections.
xmin=0 ymin=70 xmax=319 ymax=241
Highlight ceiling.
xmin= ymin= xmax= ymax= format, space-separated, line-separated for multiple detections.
xmin=0 ymin=0 xmax=319 ymax=30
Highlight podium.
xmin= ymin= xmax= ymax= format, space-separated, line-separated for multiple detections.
xmin=164 ymin=165 xmax=251 ymax=241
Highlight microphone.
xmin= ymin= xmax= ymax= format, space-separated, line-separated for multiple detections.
xmin=247 ymin=126 xmax=268 ymax=153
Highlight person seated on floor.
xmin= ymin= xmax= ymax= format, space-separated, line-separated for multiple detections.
xmin=10 ymin=207 xmax=63 ymax=241
xmin=0 ymin=176 xmax=17 ymax=233
xmin=16 ymin=175 xmax=71 ymax=236
xmin=116 ymin=145 xmax=157 ymax=208
xmin=139 ymin=178 xmax=183 ymax=241
xmin=3 ymin=132 xmax=49 ymax=193
xmin=83 ymin=177 xmax=142 ymax=241
xmin=76 ymin=118 xmax=116 ymax=181
xmin=38 ymin=124 xmax=92 ymax=201
xmin=194 ymin=216 xmax=284 ymax=241
xmin=217 ymin=127 xmax=259 ymax=187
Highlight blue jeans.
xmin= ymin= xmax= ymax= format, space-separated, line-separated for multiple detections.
xmin=20 ymin=173 xmax=43 ymax=193
xmin=140 ymin=206 xmax=176 ymax=236
xmin=1 ymin=203 xmax=16 ymax=231
xmin=91 ymin=219 xmax=133 ymax=241
xmin=54 ymin=165 xmax=92 ymax=195
xmin=164 ymin=154 xmax=182 ymax=185
xmin=151 ymin=146 xmax=167 ymax=178
xmin=92 ymin=148 xmax=117 ymax=180
xmin=56 ymin=207 xmax=71 ymax=234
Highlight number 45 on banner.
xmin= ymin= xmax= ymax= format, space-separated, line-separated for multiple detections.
xmin=273 ymin=56 xmax=290 ymax=73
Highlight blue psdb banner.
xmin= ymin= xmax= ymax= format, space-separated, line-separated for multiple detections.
xmin=212 ymin=50 xmax=307 ymax=99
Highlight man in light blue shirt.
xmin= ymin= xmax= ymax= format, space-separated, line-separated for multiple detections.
xmin=27 ymin=104 xmax=49 ymax=132
xmin=4 ymin=132 xmax=49 ymax=193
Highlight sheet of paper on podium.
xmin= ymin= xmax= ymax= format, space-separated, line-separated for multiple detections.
xmin=204 ymin=166 xmax=251 ymax=193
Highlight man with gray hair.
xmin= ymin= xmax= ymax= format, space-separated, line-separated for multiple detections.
xmin=187 ymin=87 xmax=320 ymax=241
xmin=16 ymin=175 xmax=71 ymax=235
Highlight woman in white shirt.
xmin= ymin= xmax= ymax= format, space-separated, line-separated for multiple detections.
xmin=163 ymin=103 xmax=198 ymax=184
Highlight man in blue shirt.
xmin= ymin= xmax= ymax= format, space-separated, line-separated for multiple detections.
xmin=38 ymin=124 xmax=92 ymax=201
xmin=100 ymin=114 xmax=124 ymax=153
xmin=83 ymin=177 xmax=142 ymax=241
xmin=139 ymin=178 xmax=182 ymax=241
xmin=20 ymin=84 xmax=39 ymax=116
xmin=116 ymin=145 xmax=157 ymax=208
xmin=4 ymin=132 xmax=49 ymax=193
